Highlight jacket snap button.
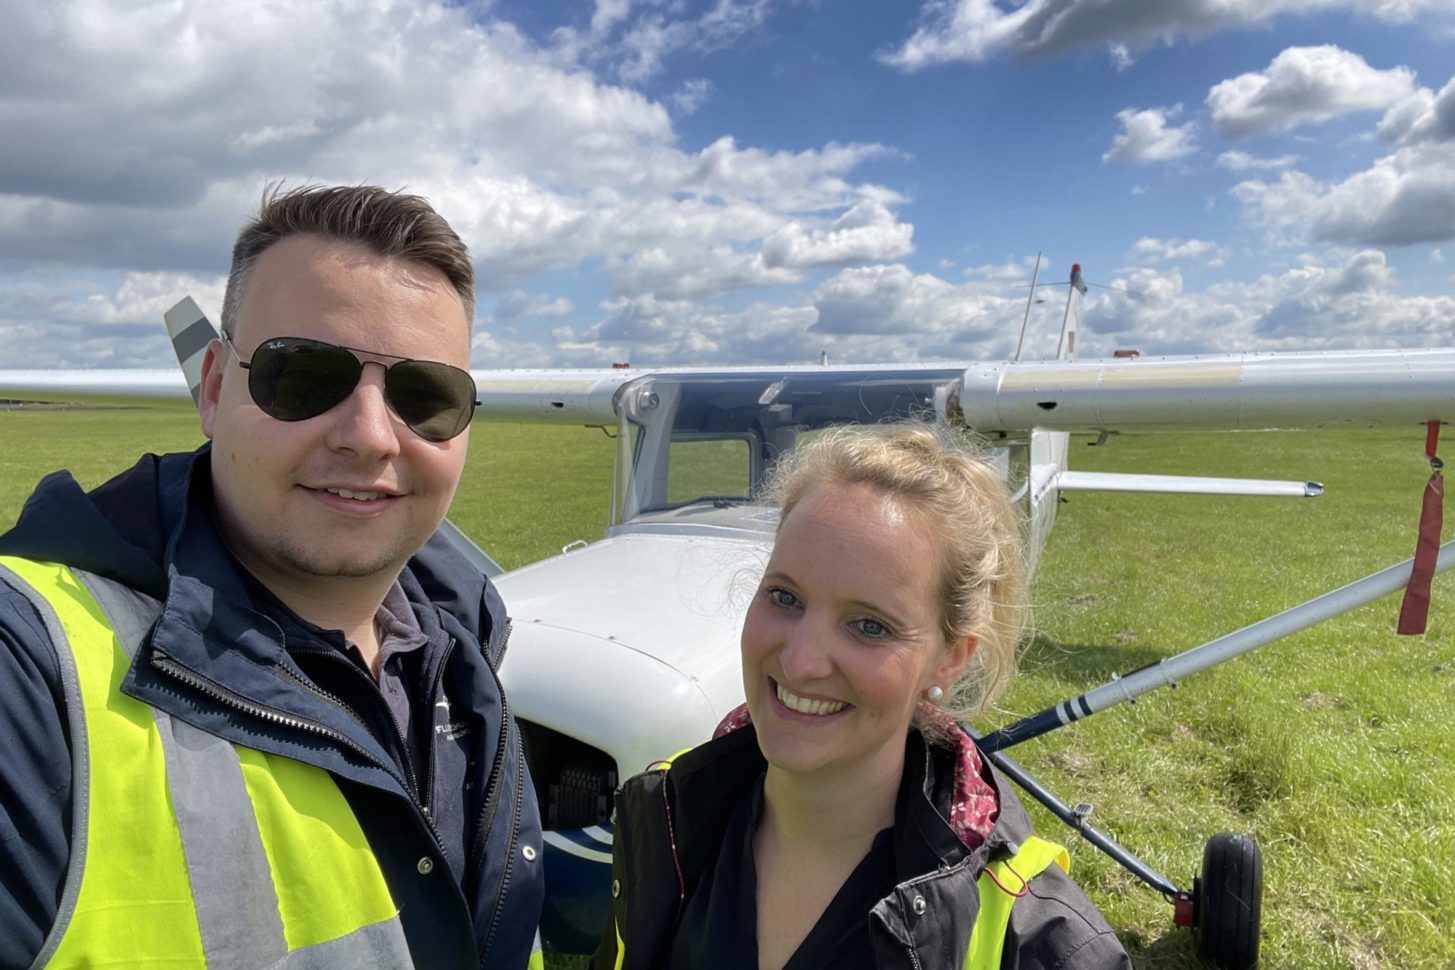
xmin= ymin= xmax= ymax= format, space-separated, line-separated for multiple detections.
xmin=612 ymin=879 xmax=621 ymax=898
xmin=912 ymin=895 xmax=926 ymax=915
xmin=523 ymin=845 xmax=538 ymax=861
xmin=417 ymin=857 xmax=434 ymax=875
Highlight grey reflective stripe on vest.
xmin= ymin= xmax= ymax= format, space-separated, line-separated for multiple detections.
xmin=74 ymin=572 xmax=300 ymax=964
xmin=73 ymin=570 xmax=415 ymax=969
xmin=269 ymin=919 xmax=416 ymax=969
xmin=0 ymin=563 xmax=93 ymax=970
xmin=160 ymin=708 xmax=296 ymax=965
xmin=6 ymin=564 xmax=413 ymax=969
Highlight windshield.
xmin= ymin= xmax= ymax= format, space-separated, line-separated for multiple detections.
xmin=612 ymin=368 xmax=964 ymax=523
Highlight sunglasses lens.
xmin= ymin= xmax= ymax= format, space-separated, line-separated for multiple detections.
xmin=247 ymin=339 xmax=361 ymax=421
xmin=387 ymin=360 xmax=477 ymax=442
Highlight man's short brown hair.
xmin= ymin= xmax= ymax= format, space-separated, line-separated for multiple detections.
xmin=221 ymin=184 xmax=474 ymax=335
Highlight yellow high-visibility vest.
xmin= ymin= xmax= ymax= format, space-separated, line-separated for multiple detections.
xmin=1 ymin=557 xmax=412 ymax=969
xmin=964 ymin=835 xmax=1071 ymax=969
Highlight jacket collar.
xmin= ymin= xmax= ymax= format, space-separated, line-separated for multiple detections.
xmin=117 ymin=448 xmax=424 ymax=796
xmin=671 ymin=720 xmax=1005 ymax=891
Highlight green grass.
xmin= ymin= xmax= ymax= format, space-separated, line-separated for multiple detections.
xmin=2 ymin=411 xmax=1450 ymax=968
xmin=1014 ymin=428 xmax=1454 ymax=969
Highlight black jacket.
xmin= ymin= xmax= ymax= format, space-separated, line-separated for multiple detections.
xmin=0 ymin=447 xmax=543 ymax=969
xmin=595 ymin=724 xmax=1130 ymax=969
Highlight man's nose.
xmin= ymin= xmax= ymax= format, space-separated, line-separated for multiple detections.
xmin=324 ymin=362 xmax=401 ymax=460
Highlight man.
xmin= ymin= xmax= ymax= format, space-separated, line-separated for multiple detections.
xmin=0 ymin=186 xmax=544 ymax=968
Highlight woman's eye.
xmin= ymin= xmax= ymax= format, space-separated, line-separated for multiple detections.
xmin=854 ymin=617 xmax=891 ymax=639
xmin=766 ymin=587 xmax=800 ymax=609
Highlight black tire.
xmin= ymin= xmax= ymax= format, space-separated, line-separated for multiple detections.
xmin=1196 ymin=832 xmax=1262 ymax=969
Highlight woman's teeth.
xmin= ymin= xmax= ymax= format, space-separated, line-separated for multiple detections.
xmin=776 ymin=682 xmax=847 ymax=716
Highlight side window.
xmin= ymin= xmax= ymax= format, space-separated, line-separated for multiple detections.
xmin=667 ymin=438 xmax=751 ymax=504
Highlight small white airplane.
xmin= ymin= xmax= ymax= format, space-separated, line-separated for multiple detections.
xmin=2 ymin=270 xmax=1452 ymax=969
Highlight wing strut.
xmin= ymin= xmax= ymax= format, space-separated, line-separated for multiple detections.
xmin=978 ymin=538 xmax=1455 ymax=753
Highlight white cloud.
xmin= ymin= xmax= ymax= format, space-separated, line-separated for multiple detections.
xmin=882 ymin=0 xmax=1449 ymax=71
xmin=1103 ymin=105 xmax=1197 ymax=164
xmin=700 ymin=0 xmax=774 ymax=38
xmin=761 ymin=201 xmax=915 ymax=269
xmin=1206 ymin=46 xmax=1415 ymax=139
xmin=670 ymin=78 xmax=714 ymax=116
xmin=1378 ymin=74 xmax=1455 ymax=146
xmin=1082 ymin=249 xmax=1453 ymax=354
xmin=0 ymin=269 xmax=226 ymax=367
xmin=1217 ymin=150 xmax=1299 ymax=171
xmin=0 ymin=0 xmax=913 ymax=366
xmin=810 ymin=264 xmax=1016 ymax=339
xmin=1127 ymin=237 xmax=1227 ymax=265
xmin=576 ymin=0 xmax=775 ymax=83
xmin=591 ymin=0 xmax=635 ymax=35
xmin=1233 ymin=142 xmax=1455 ymax=246
xmin=610 ymin=245 xmax=801 ymax=300
xmin=578 ymin=295 xmax=822 ymax=366
xmin=491 ymin=290 xmax=576 ymax=326
xmin=962 ymin=256 xmax=1048 ymax=284
xmin=617 ymin=16 xmax=694 ymax=83
xmin=508 ymin=249 xmax=1453 ymax=366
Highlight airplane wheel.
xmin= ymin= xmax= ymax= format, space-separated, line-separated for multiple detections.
xmin=1195 ymin=832 xmax=1261 ymax=969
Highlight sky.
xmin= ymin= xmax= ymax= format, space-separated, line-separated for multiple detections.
xmin=3 ymin=0 xmax=1454 ymax=370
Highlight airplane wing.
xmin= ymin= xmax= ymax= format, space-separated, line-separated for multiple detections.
xmin=3 ymin=298 xmax=1452 ymax=436
xmin=0 ymin=368 xmax=191 ymax=408
xmin=956 ymin=350 xmax=1455 ymax=431
xmin=468 ymin=348 xmax=1455 ymax=432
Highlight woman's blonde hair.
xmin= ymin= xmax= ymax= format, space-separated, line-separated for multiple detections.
xmin=760 ymin=421 xmax=1028 ymax=721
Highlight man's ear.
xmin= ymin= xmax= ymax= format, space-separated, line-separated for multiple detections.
xmin=197 ymin=339 xmax=226 ymax=439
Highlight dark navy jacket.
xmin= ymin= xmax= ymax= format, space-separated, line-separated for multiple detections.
xmin=595 ymin=726 xmax=1130 ymax=969
xmin=0 ymin=447 xmax=543 ymax=969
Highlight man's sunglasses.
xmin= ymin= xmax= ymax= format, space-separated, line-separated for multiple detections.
xmin=220 ymin=332 xmax=479 ymax=442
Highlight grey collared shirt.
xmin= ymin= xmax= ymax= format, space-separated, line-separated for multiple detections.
xmin=365 ymin=581 xmax=432 ymax=784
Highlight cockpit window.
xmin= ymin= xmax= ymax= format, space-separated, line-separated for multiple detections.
xmin=667 ymin=436 xmax=752 ymax=504
xmin=615 ymin=369 xmax=963 ymax=521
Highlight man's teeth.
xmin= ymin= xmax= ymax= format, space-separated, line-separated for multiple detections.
xmin=776 ymin=682 xmax=847 ymax=716
xmin=327 ymin=487 xmax=384 ymax=501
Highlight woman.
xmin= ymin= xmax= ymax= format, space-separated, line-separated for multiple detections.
xmin=595 ymin=423 xmax=1130 ymax=969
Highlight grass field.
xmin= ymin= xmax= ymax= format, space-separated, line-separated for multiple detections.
xmin=2 ymin=408 xmax=1451 ymax=969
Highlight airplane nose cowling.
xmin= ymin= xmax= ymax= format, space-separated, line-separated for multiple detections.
xmin=497 ymin=622 xmax=726 ymax=953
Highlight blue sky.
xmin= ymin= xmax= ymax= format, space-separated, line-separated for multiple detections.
xmin=2 ymin=0 xmax=1453 ymax=369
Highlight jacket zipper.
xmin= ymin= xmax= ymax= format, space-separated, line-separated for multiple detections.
xmin=467 ymin=617 xmax=515 ymax=868
xmin=152 ymin=651 xmax=445 ymax=849
xmin=284 ymin=645 xmax=429 ymax=813
xmin=496 ymin=618 xmax=512 ymax=665
xmin=468 ymin=678 xmax=513 ymax=870
xmin=152 ymin=653 xmax=384 ymax=769
xmin=465 ymin=635 xmax=520 ymax=966
xmin=478 ymin=725 xmax=525 ymax=965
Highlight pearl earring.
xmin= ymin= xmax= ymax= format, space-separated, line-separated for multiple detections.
xmin=926 ymin=685 xmax=944 ymax=702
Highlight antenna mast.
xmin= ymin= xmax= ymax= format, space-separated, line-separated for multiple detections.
xmin=1013 ymin=251 xmax=1041 ymax=362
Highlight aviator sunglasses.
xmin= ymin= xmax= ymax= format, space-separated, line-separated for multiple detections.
xmin=220 ymin=331 xmax=479 ymax=442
